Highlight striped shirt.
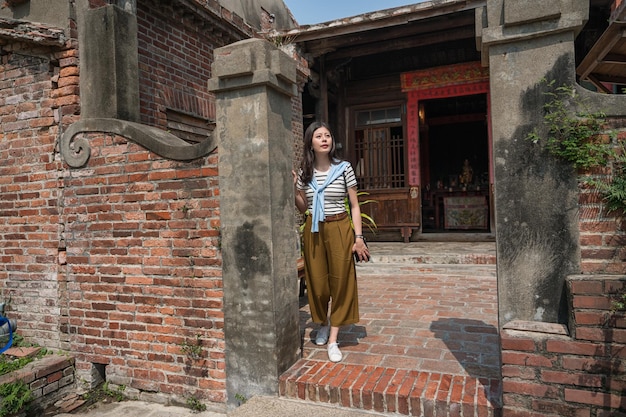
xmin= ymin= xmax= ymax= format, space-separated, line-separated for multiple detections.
xmin=297 ymin=163 xmax=357 ymax=216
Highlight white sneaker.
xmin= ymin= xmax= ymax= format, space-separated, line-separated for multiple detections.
xmin=315 ymin=325 xmax=329 ymax=346
xmin=327 ymin=342 xmax=342 ymax=362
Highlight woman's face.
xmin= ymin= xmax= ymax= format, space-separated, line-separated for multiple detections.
xmin=311 ymin=126 xmax=333 ymax=156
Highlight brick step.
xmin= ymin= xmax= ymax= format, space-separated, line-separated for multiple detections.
xmin=279 ymin=359 xmax=502 ymax=417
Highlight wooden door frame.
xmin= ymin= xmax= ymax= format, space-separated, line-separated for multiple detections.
xmin=401 ymin=62 xmax=493 ymax=232
xmin=401 ymin=62 xmax=492 ymax=186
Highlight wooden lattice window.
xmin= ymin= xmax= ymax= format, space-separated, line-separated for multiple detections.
xmin=354 ymin=107 xmax=405 ymax=189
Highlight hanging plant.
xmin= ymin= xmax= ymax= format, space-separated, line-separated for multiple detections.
xmin=527 ymin=79 xmax=626 ymax=214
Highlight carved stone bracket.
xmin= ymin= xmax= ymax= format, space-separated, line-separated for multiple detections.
xmin=60 ymin=118 xmax=217 ymax=168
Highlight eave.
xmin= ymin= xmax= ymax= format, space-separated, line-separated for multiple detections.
xmin=577 ymin=0 xmax=626 ymax=92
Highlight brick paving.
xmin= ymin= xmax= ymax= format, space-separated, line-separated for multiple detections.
xmin=280 ymin=241 xmax=502 ymax=416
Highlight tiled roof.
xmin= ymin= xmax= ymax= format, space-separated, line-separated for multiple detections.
xmin=0 ymin=17 xmax=65 ymax=46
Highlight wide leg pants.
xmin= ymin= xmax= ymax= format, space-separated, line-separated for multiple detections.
xmin=302 ymin=215 xmax=359 ymax=327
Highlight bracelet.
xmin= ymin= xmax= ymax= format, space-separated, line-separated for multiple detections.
xmin=355 ymin=235 xmax=364 ymax=240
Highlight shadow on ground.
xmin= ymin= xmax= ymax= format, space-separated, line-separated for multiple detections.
xmin=430 ymin=318 xmax=502 ymax=406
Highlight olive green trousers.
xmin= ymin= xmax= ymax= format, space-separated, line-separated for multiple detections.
xmin=302 ymin=215 xmax=360 ymax=327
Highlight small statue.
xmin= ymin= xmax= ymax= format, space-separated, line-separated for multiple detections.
xmin=459 ymin=159 xmax=473 ymax=185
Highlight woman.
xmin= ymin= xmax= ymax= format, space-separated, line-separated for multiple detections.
xmin=293 ymin=121 xmax=369 ymax=363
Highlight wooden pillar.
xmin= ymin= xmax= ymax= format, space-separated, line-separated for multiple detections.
xmin=319 ymin=55 xmax=328 ymax=123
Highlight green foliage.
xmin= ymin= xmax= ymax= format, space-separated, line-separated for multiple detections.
xmin=234 ymin=393 xmax=248 ymax=405
xmin=186 ymin=396 xmax=207 ymax=412
xmin=527 ymin=80 xmax=613 ymax=169
xmin=0 ymin=334 xmax=51 ymax=416
xmin=180 ymin=335 xmax=203 ymax=360
xmin=0 ymin=338 xmax=48 ymax=377
xmin=0 ymin=355 xmax=34 ymax=377
xmin=527 ymin=79 xmax=626 ymax=214
xmin=589 ymin=144 xmax=626 ymax=214
xmin=101 ymin=381 xmax=126 ymax=402
xmin=345 ymin=191 xmax=378 ymax=233
xmin=612 ymin=291 xmax=626 ymax=312
xmin=264 ymin=33 xmax=297 ymax=48
xmin=298 ymin=191 xmax=378 ymax=236
xmin=80 ymin=381 xmax=127 ymax=408
xmin=0 ymin=380 xmax=32 ymax=417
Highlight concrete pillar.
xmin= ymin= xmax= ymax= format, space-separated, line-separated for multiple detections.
xmin=116 ymin=0 xmax=136 ymax=14
xmin=208 ymin=38 xmax=299 ymax=406
xmin=479 ymin=0 xmax=589 ymax=325
xmin=78 ymin=4 xmax=139 ymax=122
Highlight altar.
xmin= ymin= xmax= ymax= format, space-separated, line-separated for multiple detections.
xmin=429 ymin=190 xmax=489 ymax=230
xmin=443 ymin=195 xmax=488 ymax=230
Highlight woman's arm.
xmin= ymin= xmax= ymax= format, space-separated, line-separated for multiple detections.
xmin=347 ymin=187 xmax=369 ymax=260
xmin=293 ymin=170 xmax=308 ymax=214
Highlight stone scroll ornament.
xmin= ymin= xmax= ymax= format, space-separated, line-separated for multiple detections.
xmin=60 ymin=118 xmax=217 ymax=168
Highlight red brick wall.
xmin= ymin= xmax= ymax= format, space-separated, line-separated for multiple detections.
xmin=502 ymin=123 xmax=626 ymax=416
xmin=578 ymin=128 xmax=626 ymax=274
xmin=501 ymin=275 xmax=626 ymax=417
xmin=61 ymin=1 xmax=251 ymax=402
xmin=0 ymin=42 xmax=79 ymax=350
xmin=63 ymin=137 xmax=224 ymax=401
xmin=136 ymin=0 xmax=253 ymax=130
xmin=1 ymin=0 xmax=301 ymax=407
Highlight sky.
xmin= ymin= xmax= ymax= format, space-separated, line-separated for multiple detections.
xmin=284 ymin=1 xmax=424 ymax=25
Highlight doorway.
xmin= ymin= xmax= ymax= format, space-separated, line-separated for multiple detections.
xmin=419 ymin=94 xmax=490 ymax=233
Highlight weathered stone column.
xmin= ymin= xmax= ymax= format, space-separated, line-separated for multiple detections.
xmin=77 ymin=4 xmax=139 ymax=122
xmin=208 ymin=38 xmax=299 ymax=406
xmin=478 ymin=0 xmax=588 ymax=325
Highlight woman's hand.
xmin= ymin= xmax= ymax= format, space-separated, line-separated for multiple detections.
xmin=352 ymin=238 xmax=370 ymax=262
xmin=293 ymin=170 xmax=308 ymax=214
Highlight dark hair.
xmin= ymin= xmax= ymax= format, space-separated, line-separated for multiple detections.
xmin=299 ymin=121 xmax=340 ymax=185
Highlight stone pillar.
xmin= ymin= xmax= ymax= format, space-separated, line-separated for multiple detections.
xmin=478 ymin=0 xmax=588 ymax=325
xmin=208 ymin=38 xmax=299 ymax=406
xmin=78 ymin=4 xmax=139 ymax=122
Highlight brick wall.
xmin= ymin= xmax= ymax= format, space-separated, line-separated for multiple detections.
xmin=0 ymin=0 xmax=257 ymax=407
xmin=501 ymin=123 xmax=626 ymax=416
xmin=578 ymin=127 xmax=626 ymax=274
xmin=0 ymin=40 xmax=79 ymax=350
xmin=63 ymin=2 xmax=239 ymax=402
xmin=136 ymin=0 xmax=253 ymax=131
xmin=63 ymin=138 xmax=224 ymax=402
xmin=501 ymin=275 xmax=626 ymax=416
xmin=0 ymin=354 xmax=76 ymax=413
xmin=289 ymin=44 xmax=309 ymax=169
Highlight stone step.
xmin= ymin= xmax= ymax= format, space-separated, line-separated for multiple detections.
xmin=229 ymin=395 xmax=387 ymax=417
xmin=365 ymin=242 xmax=496 ymax=265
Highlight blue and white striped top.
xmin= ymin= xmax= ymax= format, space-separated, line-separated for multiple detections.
xmin=297 ymin=163 xmax=357 ymax=216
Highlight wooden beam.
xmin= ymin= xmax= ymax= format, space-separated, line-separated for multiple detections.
xmin=288 ymin=0 xmax=484 ymax=43
xmin=587 ymin=73 xmax=614 ymax=93
xmin=599 ymin=52 xmax=626 ymax=64
xmin=324 ymin=26 xmax=475 ymax=62
xmin=320 ymin=55 xmax=328 ymax=123
xmin=303 ymin=12 xmax=475 ymax=57
xmin=589 ymin=72 xmax=626 ymax=86
xmin=577 ymin=25 xmax=626 ymax=80
xmin=426 ymin=113 xmax=487 ymax=127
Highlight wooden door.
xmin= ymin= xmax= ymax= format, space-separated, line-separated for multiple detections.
xmin=353 ymin=108 xmax=420 ymax=242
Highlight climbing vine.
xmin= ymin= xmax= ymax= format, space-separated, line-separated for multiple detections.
xmin=527 ymin=79 xmax=626 ymax=214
